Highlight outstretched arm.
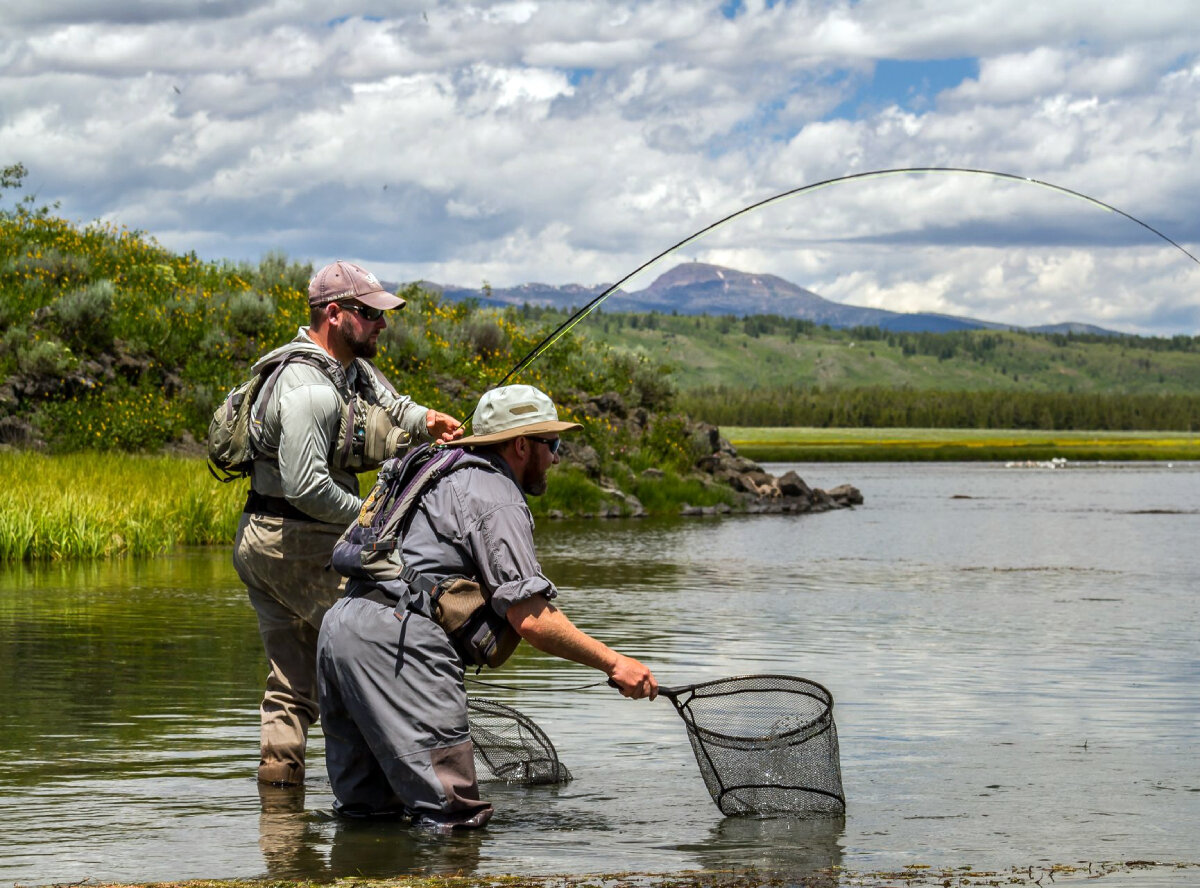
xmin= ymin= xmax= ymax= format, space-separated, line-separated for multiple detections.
xmin=506 ymin=595 xmax=658 ymax=700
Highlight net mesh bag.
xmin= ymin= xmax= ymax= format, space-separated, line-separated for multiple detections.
xmin=666 ymin=674 xmax=844 ymax=817
xmin=467 ymin=697 xmax=572 ymax=785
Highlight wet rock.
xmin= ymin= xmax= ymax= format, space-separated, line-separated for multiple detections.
xmin=776 ymin=470 xmax=813 ymax=499
xmin=826 ymin=483 xmax=864 ymax=506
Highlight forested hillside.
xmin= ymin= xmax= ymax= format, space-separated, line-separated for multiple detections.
xmin=543 ymin=308 xmax=1200 ymax=429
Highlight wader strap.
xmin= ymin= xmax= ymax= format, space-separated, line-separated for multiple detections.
xmin=244 ymin=490 xmax=316 ymax=523
xmin=344 ymin=567 xmax=438 ymax=611
xmin=347 ymin=582 xmax=401 ymax=607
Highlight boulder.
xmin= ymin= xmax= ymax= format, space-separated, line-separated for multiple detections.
xmin=826 ymin=483 xmax=864 ymax=506
xmin=562 ymin=441 xmax=601 ymax=477
xmin=776 ymin=470 xmax=813 ymax=499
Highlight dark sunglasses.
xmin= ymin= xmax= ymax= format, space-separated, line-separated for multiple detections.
xmin=338 ymin=303 xmax=387 ymax=322
xmin=526 ymin=435 xmax=561 ymax=455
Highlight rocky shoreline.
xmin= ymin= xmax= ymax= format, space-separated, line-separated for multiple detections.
xmin=547 ymin=421 xmax=863 ymax=519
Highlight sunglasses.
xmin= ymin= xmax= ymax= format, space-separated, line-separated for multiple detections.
xmin=526 ymin=435 xmax=561 ymax=455
xmin=338 ymin=303 xmax=387 ymax=322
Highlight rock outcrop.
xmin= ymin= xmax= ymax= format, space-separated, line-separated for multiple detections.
xmin=688 ymin=422 xmax=862 ymax=515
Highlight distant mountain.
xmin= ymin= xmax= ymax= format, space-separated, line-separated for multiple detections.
xmin=421 ymin=262 xmax=1117 ymax=335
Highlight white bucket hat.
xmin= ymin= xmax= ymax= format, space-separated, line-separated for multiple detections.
xmin=449 ymin=384 xmax=581 ymax=447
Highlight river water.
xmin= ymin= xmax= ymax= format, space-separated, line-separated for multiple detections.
xmin=1 ymin=461 xmax=1197 ymax=886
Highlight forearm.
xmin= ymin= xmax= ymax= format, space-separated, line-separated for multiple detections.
xmin=509 ymin=600 xmax=619 ymax=674
xmin=379 ymin=390 xmax=433 ymax=441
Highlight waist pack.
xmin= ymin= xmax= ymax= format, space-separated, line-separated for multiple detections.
xmin=331 ymin=443 xmax=521 ymax=670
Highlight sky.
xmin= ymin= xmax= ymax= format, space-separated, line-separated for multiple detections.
xmin=2 ymin=0 xmax=1199 ymax=334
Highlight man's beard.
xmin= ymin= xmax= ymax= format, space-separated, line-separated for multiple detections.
xmin=521 ymin=464 xmax=548 ymax=497
xmin=334 ymin=322 xmax=378 ymax=359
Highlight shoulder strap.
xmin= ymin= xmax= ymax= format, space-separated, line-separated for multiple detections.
xmin=355 ymin=357 xmax=400 ymax=398
xmin=249 ymin=351 xmax=348 ymax=433
xmin=373 ymin=446 xmax=469 ymax=542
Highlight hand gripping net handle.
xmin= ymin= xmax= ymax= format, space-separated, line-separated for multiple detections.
xmin=662 ymin=674 xmax=845 ymax=817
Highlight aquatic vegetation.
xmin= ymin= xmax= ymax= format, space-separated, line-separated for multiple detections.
xmin=0 ymin=452 xmax=244 ymax=561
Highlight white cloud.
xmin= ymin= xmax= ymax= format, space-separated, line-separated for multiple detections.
xmin=1 ymin=0 xmax=1199 ymax=334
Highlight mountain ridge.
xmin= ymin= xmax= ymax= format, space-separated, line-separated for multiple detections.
xmin=420 ymin=261 xmax=1118 ymax=336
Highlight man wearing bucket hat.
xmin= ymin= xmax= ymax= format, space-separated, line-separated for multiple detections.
xmin=233 ymin=260 xmax=462 ymax=789
xmin=317 ymin=384 xmax=658 ymax=828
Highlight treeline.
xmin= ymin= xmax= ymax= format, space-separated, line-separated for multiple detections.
xmin=842 ymin=325 xmax=1200 ymax=359
xmin=677 ymin=385 xmax=1200 ymax=431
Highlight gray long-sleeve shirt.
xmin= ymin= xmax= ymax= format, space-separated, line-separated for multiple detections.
xmin=250 ymin=328 xmax=430 ymax=525
xmin=400 ymin=450 xmax=557 ymax=616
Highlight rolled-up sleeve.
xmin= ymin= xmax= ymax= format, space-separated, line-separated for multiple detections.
xmin=467 ymin=502 xmax=557 ymax=616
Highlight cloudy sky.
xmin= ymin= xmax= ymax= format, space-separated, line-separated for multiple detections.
xmin=2 ymin=1 xmax=1199 ymax=334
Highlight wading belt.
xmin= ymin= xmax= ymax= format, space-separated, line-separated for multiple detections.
xmin=244 ymin=490 xmax=317 ymax=523
xmin=347 ymin=566 xmax=438 ymax=611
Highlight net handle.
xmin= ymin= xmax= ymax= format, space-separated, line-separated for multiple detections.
xmin=610 ymin=674 xmax=835 ymax=707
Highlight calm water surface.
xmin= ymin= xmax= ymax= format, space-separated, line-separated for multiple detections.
xmin=1 ymin=461 xmax=1197 ymax=885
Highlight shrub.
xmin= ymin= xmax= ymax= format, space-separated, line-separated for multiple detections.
xmin=225 ymin=289 xmax=276 ymax=338
xmin=54 ymin=280 xmax=114 ymax=351
xmin=254 ymin=250 xmax=313 ymax=293
xmin=16 ymin=338 xmax=75 ymax=377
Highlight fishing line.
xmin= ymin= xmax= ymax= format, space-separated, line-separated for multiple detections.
xmin=465 ymin=675 xmax=609 ymax=692
xmin=481 ymin=166 xmax=1200 ymax=403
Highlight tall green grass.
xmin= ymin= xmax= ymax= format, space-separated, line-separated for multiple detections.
xmin=0 ymin=452 xmax=732 ymax=562
xmin=0 ymin=452 xmax=245 ymax=562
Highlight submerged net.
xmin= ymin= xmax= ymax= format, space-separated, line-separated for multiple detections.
xmin=666 ymin=674 xmax=844 ymax=817
xmin=467 ymin=697 xmax=572 ymax=785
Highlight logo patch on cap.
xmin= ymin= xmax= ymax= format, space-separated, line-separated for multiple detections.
xmin=509 ymin=403 xmax=539 ymax=415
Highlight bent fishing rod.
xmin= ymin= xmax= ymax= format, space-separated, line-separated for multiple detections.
xmin=456 ymin=166 xmax=1200 ymax=432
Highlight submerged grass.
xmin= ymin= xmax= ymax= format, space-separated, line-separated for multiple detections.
xmin=725 ymin=426 xmax=1200 ymax=462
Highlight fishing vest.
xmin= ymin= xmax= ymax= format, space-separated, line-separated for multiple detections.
xmin=247 ymin=344 xmax=411 ymax=476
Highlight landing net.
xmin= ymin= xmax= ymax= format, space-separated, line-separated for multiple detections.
xmin=666 ymin=674 xmax=844 ymax=816
xmin=467 ymin=697 xmax=572 ymax=785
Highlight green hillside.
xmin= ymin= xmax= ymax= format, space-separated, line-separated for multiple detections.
xmin=578 ymin=310 xmax=1200 ymax=394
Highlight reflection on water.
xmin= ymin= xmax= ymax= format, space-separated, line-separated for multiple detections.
xmin=1 ymin=462 xmax=1199 ymax=885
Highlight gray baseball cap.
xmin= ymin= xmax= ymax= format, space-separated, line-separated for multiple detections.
xmin=308 ymin=260 xmax=405 ymax=310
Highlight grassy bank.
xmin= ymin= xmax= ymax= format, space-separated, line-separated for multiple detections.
xmin=725 ymin=426 xmax=1200 ymax=462
xmin=0 ymin=452 xmax=246 ymax=561
xmin=0 ymin=452 xmax=737 ymax=563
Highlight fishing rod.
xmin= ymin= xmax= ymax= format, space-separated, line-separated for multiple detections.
xmin=442 ymin=167 xmax=1197 ymax=435
xmin=483 ymin=166 xmax=1200 ymax=399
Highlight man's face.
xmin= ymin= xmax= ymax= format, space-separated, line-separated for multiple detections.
xmin=331 ymin=301 xmax=387 ymax=359
xmin=520 ymin=435 xmax=559 ymax=496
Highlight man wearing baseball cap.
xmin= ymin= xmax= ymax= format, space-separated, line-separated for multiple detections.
xmin=317 ymin=384 xmax=658 ymax=828
xmin=234 ymin=260 xmax=462 ymax=790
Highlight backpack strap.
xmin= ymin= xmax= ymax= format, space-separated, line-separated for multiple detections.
xmin=247 ymin=351 xmax=350 ymax=458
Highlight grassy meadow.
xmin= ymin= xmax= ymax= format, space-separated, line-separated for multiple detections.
xmin=725 ymin=426 xmax=1200 ymax=462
